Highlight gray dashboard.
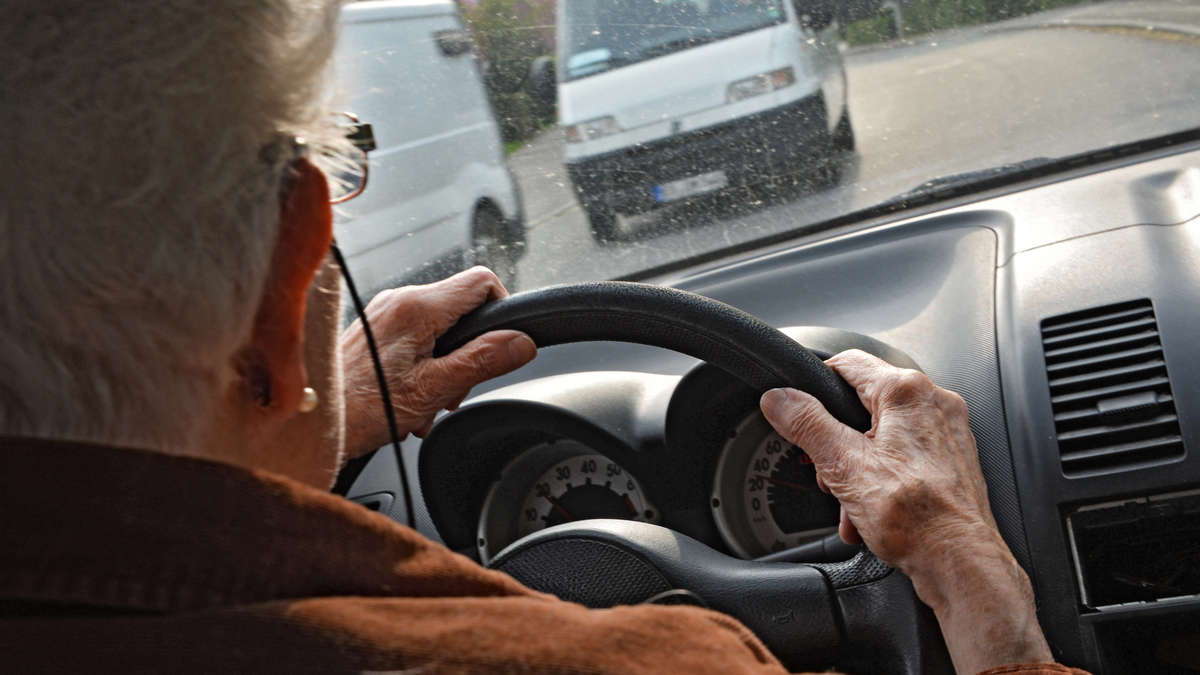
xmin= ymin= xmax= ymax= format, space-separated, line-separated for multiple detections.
xmin=346 ymin=140 xmax=1200 ymax=674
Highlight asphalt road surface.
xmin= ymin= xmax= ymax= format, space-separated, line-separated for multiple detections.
xmin=508 ymin=3 xmax=1200 ymax=291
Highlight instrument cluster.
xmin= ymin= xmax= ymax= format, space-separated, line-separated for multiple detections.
xmin=466 ymin=363 xmax=843 ymax=563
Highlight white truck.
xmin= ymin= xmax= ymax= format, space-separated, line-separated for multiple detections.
xmin=534 ymin=0 xmax=860 ymax=243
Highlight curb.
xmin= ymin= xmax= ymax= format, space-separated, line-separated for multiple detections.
xmin=1018 ymin=18 xmax=1200 ymax=40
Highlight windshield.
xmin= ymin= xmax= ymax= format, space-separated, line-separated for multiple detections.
xmin=561 ymin=0 xmax=786 ymax=80
xmin=329 ymin=0 xmax=1200 ymax=298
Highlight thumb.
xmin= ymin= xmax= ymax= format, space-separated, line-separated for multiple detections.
xmin=415 ymin=330 xmax=537 ymax=409
xmin=839 ymin=506 xmax=862 ymax=545
xmin=760 ymin=388 xmax=864 ymax=468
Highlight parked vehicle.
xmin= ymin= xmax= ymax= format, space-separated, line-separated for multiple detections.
xmin=537 ymin=0 xmax=855 ymax=242
xmin=332 ymin=0 xmax=526 ymax=295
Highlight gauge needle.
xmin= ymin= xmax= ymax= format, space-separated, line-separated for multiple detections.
xmin=624 ymin=495 xmax=637 ymax=516
xmin=545 ymin=496 xmax=574 ymax=521
xmin=758 ymin=474 xmax=811 ymax=491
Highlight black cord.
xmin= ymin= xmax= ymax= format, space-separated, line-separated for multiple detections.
xmin=331 ymin=242 xmax=416 ymax=530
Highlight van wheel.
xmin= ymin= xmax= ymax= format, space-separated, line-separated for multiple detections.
xmin=470 ymin=208 xmax=518 ymax=290
xmin=833 ymin=109 xmax=855 ymax=152
xmin=585 ymin=205 xmax=642 ymax=245
xmin=584 ymin=204 xmax=619 ymax=244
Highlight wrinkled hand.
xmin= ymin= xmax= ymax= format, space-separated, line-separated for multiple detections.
xmin=341 ymin=267 xmax=536 ymax=456
xmin=759 ymin=349 xmax=998 ymax=582
xmin=759 ymin=350 xmax=1053 ymax=674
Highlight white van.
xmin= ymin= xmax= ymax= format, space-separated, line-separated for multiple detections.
xmin=547 ymin=0 xmax=854 ymax=242
xmin=332 ymin=0 xmax=525 ymax=296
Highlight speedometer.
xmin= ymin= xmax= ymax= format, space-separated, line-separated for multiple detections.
xmin=515 ymin=453 xmax=654 ymax=539
xmin=711 ymin=412 xmax=840 ymax=558
xmin=477 ymin=440 xmax=656 ymax=564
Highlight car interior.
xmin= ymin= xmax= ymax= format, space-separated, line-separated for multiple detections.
xmin=336 ymin=126 xmax=1200 ymax=674
xmin=329 ymin=1 xmax=1200 ymax=673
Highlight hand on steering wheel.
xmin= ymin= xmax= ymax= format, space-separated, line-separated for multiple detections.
xmin=340 ymin=266 xmax=536 ymax=456
xmin=760 ymin=350 xmax=1053 ymax=674
xmin=760 ymin=349 xmax=995 ymax=578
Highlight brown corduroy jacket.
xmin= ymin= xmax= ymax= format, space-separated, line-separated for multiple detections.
xmin=0 ymin=437 xmax=1086 ymax=674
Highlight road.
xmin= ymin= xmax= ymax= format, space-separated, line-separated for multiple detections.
xmin=507 ymin=2 xmax=1200 ymax=291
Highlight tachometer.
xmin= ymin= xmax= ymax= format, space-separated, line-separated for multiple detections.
xmin=711 ymin=412 xmax=840 ymax=558
xmin=477 ymin=440 xmax=656 ymax=564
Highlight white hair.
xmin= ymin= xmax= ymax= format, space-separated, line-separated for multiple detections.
xmin=0 ymin=0 xmax=345 ymax=450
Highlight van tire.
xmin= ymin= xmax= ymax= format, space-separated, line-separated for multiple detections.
xmin=470 ymin=207 xmax=519 ymax=290
xmin=585 ymin=205 xmax=620 ymax=245
xmin=833 ymin=109 xmax=855 ymax=152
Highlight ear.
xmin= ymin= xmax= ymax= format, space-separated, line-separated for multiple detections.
xmin=239 ymin=158 xmax=333 ymax=417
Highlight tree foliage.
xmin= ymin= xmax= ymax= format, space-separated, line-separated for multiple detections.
xmin=845 ymin=0 xmax=1093 ymax=45
xmin=462 ymin=0 xmax=554 ymax=143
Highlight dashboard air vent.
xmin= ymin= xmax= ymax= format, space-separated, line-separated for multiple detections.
xmin=1041 ymin=299 xmax=1184 ymax=476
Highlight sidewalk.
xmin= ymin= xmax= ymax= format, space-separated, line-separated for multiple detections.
xmin=506 ymin=126 xmax=579 ymax=230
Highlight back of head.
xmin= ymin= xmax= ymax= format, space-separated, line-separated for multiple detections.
xmin=0 ymin=0 xmax=343 ymax=451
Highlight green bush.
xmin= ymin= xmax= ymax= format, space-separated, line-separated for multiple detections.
xmin=843 ymin=0 xmax=1094 ymax=46
xmin=844 ymin=12 xmax=899 ymax=45
xmin=492 ymin=91 xmax=535 ymax=142
xmin=462 ymin=0 xmax=553 ymax=143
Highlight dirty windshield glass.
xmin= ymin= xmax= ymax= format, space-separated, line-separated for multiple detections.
xmin=562 ymin=0 xmax=786 ymax=79
xmin=330 ymin=0 xmax=1200 ymax=298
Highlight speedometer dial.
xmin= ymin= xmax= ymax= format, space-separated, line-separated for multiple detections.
xmin=477 ymin=440 xmax=656 ymax=564
xmin=712 ymin=412 xmax=840 ymax=558
xmin=515 ymin=453 xmax=654 ymax=539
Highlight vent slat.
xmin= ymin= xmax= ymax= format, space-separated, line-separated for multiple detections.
xmin=1041 ymin=305 xmax=1155 ymax=337
xmin=1048 ymin=360 xmax=1165 ymax=394
xmin=1056 ymin=413 xmax=1179 ymax=445
xmin=1042 ymin=317 xmax=1158 ymax=349
xmin=1045 ymin=344 xmax=1164 ymax=377
xmin=1049 ymin=376 xmax=1172 ymax=408
xmin=1053 ymin=394 xmax=1174 ymax=426
xmin=1043 ymin=330 xmax=1158 ymax=362
xmin=1060 ymin=436 xmax=1184 ymax=465
xmin=1040 ymin=300 xmax=1184 ymax=477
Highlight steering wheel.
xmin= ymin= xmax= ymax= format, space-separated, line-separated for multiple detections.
xmin=430 ymin=282 xmax=952 ymax=674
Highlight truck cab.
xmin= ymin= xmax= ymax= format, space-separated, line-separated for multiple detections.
xmin=553 ymin=0 xmax=852 ymax=242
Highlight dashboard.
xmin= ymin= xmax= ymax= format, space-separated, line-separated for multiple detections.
xmin=342 ymin=138 xmax=1200 ymax=674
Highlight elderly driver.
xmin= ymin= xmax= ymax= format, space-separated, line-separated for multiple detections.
xmin=0 ymin=2 xmax=1084 ymax=674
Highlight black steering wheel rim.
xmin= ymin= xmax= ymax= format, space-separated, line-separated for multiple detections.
xmin=434 ymin=281 xmax=871 ymax=432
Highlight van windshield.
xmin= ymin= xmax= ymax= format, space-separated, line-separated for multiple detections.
xmin=562 ymin=0 xmax=786 ymax=80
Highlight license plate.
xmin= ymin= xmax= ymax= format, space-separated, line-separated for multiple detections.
xmin=653 ymin=170 xmax=728 ymax=203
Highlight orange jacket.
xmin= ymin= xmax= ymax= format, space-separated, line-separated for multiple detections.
xmin=0 ymin=437 xmax=1086 ymax=674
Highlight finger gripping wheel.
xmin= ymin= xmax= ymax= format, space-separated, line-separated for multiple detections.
xmin=433 ymin=281 xmax=870 ymax=432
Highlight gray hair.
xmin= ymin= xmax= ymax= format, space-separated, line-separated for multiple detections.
xmin=0 ymin=1 xmax=344 ymax=451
